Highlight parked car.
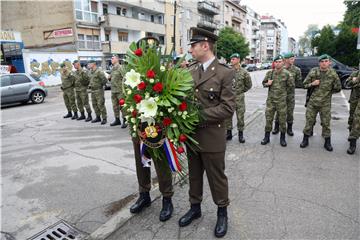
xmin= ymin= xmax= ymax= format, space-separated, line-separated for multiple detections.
xmin=0 ymin=73 xmax=48 ymax=105
xmin=245 ymin=64 xmax=257 ymax=72
xmin=260 ymin=62 xmax=272 ymax=70
xmin=294 ymin=57 xmax=354 ymax=89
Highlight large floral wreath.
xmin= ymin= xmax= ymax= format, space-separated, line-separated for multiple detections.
xmin=119 ymin=38 xmax=199 ymax=176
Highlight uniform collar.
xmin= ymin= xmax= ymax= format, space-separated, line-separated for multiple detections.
xmin=202 ymin=56 xmax=216 ymax=71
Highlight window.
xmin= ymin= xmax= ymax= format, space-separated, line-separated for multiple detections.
xmin=225 ymin=5 xmax=229 ymax=12
xmin=105 ymin=31 xmax=110 ymax=41
xmin=118 ymin=31 xmax=128 ymax=42
xmin=11 ymin=75 xmax=31 ymax=85
xmin=122 ymin=8 xmax=127 ymax=16
xmin=225 ymin=21 xmax=229 ymax=25
xmin=75 ymin=0 xmax=98 ymax=23
xmin=151 ymin=15 xmax=154 ymax=22
xmin=158 ymin=16 xmax=163 ymax=24
xmin=0 ymin=75 xmax=11 ymax=87
xmin=116 ymin=7 xmax=121 ymax=15
xmin=103 ymin=4 xmax=108 ymax=15
xmin=186 ymin=10 xmax=190 ymax=19
xmin=159 ymin=36 xmax=164 ymax=45
xmin=139 ymin=13 xmax=145 ymax=20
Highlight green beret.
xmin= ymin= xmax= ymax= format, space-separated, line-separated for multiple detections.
xmin=60 ymin=63 xmax=66 ymax=68
xmin=88 ymin=59 xmax=96 ymax=64
xmin=230 ymin=53 xmax=240 ymax=59
xmin=273 ymin=55 xmax=284 ymax=62
xmin=318 ymin=54 xmax=331 ymax=61
xmin=283 ymin=52 xmax=295 ymax=59
xmin=72 ymin=60 xmax=79 ymax=64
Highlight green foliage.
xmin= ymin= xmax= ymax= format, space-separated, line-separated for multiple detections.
xmin=217 ymin=27 xmax=249 ymax=61
xmin=312 ymin=25 xmax=336 ymax=56
xmin=343 ymin=0 xmax=360 ymax=27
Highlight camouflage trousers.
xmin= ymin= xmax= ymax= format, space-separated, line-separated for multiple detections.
xmin=303 ymin=102 xmax=331 ymax=138
xmin=111 ymin=91 xmax=125 ymax=118
xmin=265 ymin=99 xmax=287 ymax=133
xmin=91 ymin=89 xmax=107 ymax=119
xmin=75 ymin=89 xmax=91 ymax=114
xmin=349 ymin=100 xmax=360 ymax=140
xmin=63 ymin=88 xmax=76 ymax=112
xmin=348 ymin=99 xmax=359 ymax=129
xmin=225 ymin=94 xmax=245 ymax=131
xmin=275 ymin=92 xmax=295 ymax=124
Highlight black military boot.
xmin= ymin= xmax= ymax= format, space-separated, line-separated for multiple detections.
xmin=324 ymin=137 xmax=333 ymax=152
xmin=272 ymin=121 xmax=279 ymax=134
xmin=347 ymin=139 xmax=357 ymax=155
xmin=300 ymin=134 xmax=309 ymax=148
xmin=287 ymin=122 xmax=294 ymax=136
xmin=91 ymin=116 xmax=101 ymax=123
xmin=130 ymin=192 xmax=151 ymax=214
xmin=159 ymin=197 xmax=173 ymax=222
xmin=261 ymin=132 xmax=270 ymax=145
xmin=85 ymin=113 xmax=92 ymax=122
xmin=226 ymin=130 xmax=232 ymax=140
xmin=214 ymin=207 xmax=228 ymax=238
xmin=110 ymin=117 xmax=121 ymax=126
xmin=280 ymin=132 xmax=287 ymax=147
xmin=77 ymin=112 xmax=85 ymax=120
xmin=101 ymin=118 xmax=107 ymax=125
xmin=63 ymin=111 xmax=72 ymax=118
xmin=238 ymin=131 xmax=245 ymax=143
xmin=121 ymin=117 xmax=128 ymax=129
xmin=71 ymin=112 xmax=78 ymax=120
xmin=179 ymin=203 xmax=201 ymax=227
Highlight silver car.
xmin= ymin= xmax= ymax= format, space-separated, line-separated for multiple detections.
xmin=0 ymin=73 xmax=48 ymax=105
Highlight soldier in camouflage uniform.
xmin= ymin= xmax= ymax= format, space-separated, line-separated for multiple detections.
xmin=300 ymin=54 xmax=342 ymax=151
xmin=109 ymin=55 xmax=128 ymax=128
xmin=88 ymin=60 xmax=108 ymax=125
xmin=60 ymin=63 xmax=77 ymax=119
xmin=346 ymin=67 xmax=360 ymax=154
xmin=261 ymin=55 xmax=294 ymax=147
xmin=225 ymin=53 xmax=252 ymax=143
xmin=73 ymin=60 xmax=92 ymax=122
xmin=273 ymin=52 xmax=301 ymax=136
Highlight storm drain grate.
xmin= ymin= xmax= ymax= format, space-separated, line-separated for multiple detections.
xmin=27 ymin=220 xmax=86 ymax=240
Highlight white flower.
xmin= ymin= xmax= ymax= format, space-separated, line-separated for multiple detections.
xmin=127 ymin=108 xmax=132 ymax=112
xmin=124 ymin=69 xmax=141 ymax=88
xmin=149 ymin=78 xmax=155 ymax=83
xmin=132 ymin=132 xmax=137 ymax=137
xmin=177 ymin=111 xmax=182 ymax=116
xmin=171 ymin=123 xmax=178 ymax=128
xmin=154 ymin=96 xmax=159 ymax=102
xmin=136 ymin=103 xmax=140 ymax=110
xmin=133 ymin=125 xmax=137 ymax=131
xmin=123 ymin=103 xmax=127 ymax=107
xmin=159 ymin=111 xmax=164 ymax=116
xmin=183 ymin=111 xmax=188 ymax=116
xmin=145 ymin=93 xmax=150 ymax=99
xmin=160 ymin=66 xmax=166 ymax=72
xmin=182 ymin=115 xmax=186 ymax=119
xmin=131 ymin=118 xmax=136 ymax=123
xmin=125 ymin=116 xmax=130 ymax=120
xmin=139 ymin=115 xmax=155 ymax=125
xmin=127 ymin=90 xmax=132 ymax=95
xmin=139 ymin=97 xmax=158 ymax=118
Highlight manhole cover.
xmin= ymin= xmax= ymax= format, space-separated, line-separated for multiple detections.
xmin=27 ymin=220 xmax=86 ymax=240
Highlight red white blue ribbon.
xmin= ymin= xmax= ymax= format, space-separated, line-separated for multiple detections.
xmin=163 ymin=138 xmax=182 ymax=172
xmin=140 ymin=141 xmax=151 ymax=168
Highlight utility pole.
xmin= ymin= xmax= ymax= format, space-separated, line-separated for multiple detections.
xmin=173 ymin=0 xmax=177 ymax=53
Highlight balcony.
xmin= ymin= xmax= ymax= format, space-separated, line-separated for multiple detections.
xmin=231 ymin=14 xmax=243 ymax=23
xmin=197 ymin=1 xmax=220 ymax=15
xmin=102 ymin=41 xmax=131 ymax=54
xmin=77 ymin=40 xmax=101 ymax=51
xmin=115 ymin=0 xmax=165 ymax=14
xmin=197 ymin=19 xmax=217 ymax=31
xmin=104 ymin=14 xmax=165 ymax=35
xmin=251 ymin=33 xmax=260 ymax=39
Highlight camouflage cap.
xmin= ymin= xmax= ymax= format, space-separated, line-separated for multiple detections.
xmin=230 ymin=53 xmax=240 ymax=59
xmin=318 ymin=54 xmax=331 ymax=61
xmin=188 ymin=27 xmax=218 ymax=45
xmin=283 ymin=52 xmax=295 ymax=59
xmin=273 ymin=55 xmax=284 ymax=62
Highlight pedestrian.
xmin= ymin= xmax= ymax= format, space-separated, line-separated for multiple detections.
xmin=88 ymin=60 xmax=107 ymax=125
xmin=178 ymin=27 xmax=235 ymax=238
xmin=261 ymin=55 xmax=294 ymax=147
xmin=60 ymin=63 xmax=77 ymax=119
xmin=73 ymin=60 xmax=92 ymax=122
xmin=109 ymin=55 xmax=127 ymax=128
xmin=346 ymin=67 xmax=360 ymax=133
xmin=225 ymin=53 xmax=252 ymax=142
xmin=300 ymin=54 xmax=342 ymax=151
xmin=272 ymin=52 xmax=301 ymax=136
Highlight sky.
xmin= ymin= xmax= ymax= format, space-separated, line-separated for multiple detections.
xmin=239 ymin=0 xmax=347 ymax=40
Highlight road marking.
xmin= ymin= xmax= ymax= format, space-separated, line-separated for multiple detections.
xmin=340 ymin=90 xmax=350 ymax=111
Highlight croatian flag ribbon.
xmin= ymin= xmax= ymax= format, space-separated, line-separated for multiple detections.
xmin=163 ymin=138 xmax=182 ymax=172
xmin=140 ymin=141 xmax=151 ymax=168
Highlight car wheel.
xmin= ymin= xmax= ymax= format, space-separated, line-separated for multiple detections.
xmin=31 ymin=90 xmax=45 ymax=104
xmin=341 ymin=76 xmax=351 ymax=89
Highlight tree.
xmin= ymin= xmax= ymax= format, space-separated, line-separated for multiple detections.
xmin=311 ymin=25 xmax=336 ymax=56
xmin=343 ymin=0 xmax=360 ymax=27
xmin=334 ymin=23 xmax=360 ymax=66
xmin=217 ymin=27 xmax=249 ymax=61
xmin=298 ymin=24 xmax=319 ymax=56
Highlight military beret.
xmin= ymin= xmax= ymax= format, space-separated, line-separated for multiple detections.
xmin=273 ymin=55 xmax=284 ymax=62
xmin=188 ymin=27 xmax=218 ymax=45
xmin=60 ymin=63 xmax=66 ymax=68
xmin=230 ymin=53 xmax=240 ymax=59
xmin=88 ymin=59 xmax=96 ymax=64
xmin=283 ymin=52 xmax=294 ymax=59
xmin=72 ymin=60 xmax=79 ymax=64
xmin=111 ymin=54 xmax=120 ymax=58
xmin=318 ymin=54 xmax=331 ymax=61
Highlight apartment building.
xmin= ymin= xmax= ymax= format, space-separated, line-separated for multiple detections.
xmin=244 ymin=6 xmax=261 ymax=63
xmin=219 ymin=0 xmax=247 ymax=36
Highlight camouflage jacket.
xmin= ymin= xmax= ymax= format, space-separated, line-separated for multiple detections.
xmin=110 ymin=63 xmax=124 ymax=93
xmin=285 ymin=65 xmax=302 ymax=92
xmin=233 ymin=66 xmax=252 ymax=96
xmin=262 ymin=68 xmax=294 ymax=101
xmin=61 ymin=70 xmax=75 ymax=90
xmin=345 ymin=70 xmax=360 ymax=103
xmin=73 ymin=69 xmax=90 ymax=91
xmin=89 ymin=68 xmax=107 ymax=90
xmin=303 ymin=67 xmax=341 ymax=105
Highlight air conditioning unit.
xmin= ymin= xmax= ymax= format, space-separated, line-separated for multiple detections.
xmin=98 ymin=15 xmax=106 ymax=23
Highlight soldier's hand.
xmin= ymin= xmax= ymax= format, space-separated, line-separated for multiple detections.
xmin=180 ymin=60 xmax=188 ymax=68
xmin=267 ymin=80 xmax=273 ymax=86
xmin=312 ymin=79 xmax=320 ymax=86
xmin=353 ymin=77 xmax=357 ymax=82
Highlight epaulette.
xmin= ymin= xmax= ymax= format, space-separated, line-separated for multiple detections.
xmin=218 ymin=62 xmax=232 ymax=69
xmin=188 ymin=60 xmax=199 ymax=67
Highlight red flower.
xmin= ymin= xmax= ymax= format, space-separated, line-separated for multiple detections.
xmin=119 ymin=98 xmax=125 ymax=106
xmin=153 ymin=82 xmax=163 ymax=93
xmin=146 ymin=69 xmax=156 ymax=79
xmin=177 ymin=146 xmax=185 ymax=154
xmin=132 ymin=110 xmax=137 ymax=117
xmin=162 ymin=117 xmax=172 ymax=126
xmin=134 ymin=48 xmax=142 ymax=56
xmin=179 ymin=134 xmax=187 ymax=142
xmin=137 ymin=82 xmax=146 ymax=90
xmin=179 ymin=101 xmax=187 ymax=111
xmin=133 ymin=94 xmax=142 ymax=103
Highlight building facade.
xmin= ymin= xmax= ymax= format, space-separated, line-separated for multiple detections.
xmin=219 ymin=0 xmax=247 ymax=36
xmin=244 ymin=6 xmax=261 ymax=63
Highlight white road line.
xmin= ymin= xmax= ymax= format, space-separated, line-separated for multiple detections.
xmin=340 ymin=90 xmax=350 ymax=111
